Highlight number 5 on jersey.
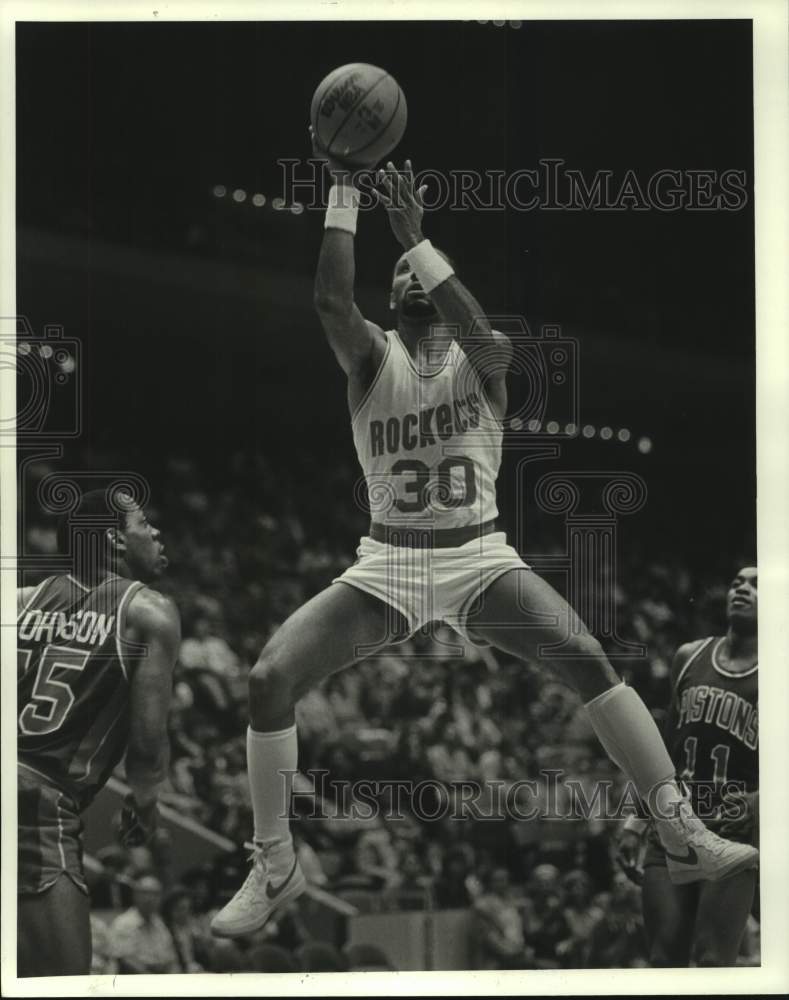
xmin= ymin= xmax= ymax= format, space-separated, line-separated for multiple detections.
xmin=18 ymin=646 xmax=91 ymax=736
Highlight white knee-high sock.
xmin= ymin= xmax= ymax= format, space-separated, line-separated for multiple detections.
xmin=585 ymin=683 xmax=698 ymax=850
xmin=247 ymin=725 xmax=297 ymax=847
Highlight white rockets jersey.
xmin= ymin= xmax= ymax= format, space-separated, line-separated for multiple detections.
xmin=351 ymin=330 xmax=502 ymax=530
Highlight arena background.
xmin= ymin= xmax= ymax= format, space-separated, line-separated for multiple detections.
xmin=15 ymin=19 xmax=758 ymax=972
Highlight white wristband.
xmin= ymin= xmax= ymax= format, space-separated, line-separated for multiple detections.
xmin=324 ymin=184 xmax=360 ymax=235
xmin=405 ymin=239 xmax=455 ymax=294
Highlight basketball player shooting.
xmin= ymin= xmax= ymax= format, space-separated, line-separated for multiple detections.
xmin=17 ymin=489 xmax=179 ymax=976
xmin=210 ymin=135 xmax=758 ymax=938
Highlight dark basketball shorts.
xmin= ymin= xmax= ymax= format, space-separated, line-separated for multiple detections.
xmin=18 ymin=763 xmax=88 ymax=896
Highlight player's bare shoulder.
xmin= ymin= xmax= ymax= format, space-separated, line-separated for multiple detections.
xmin=17 ymin=585 xmax=39 ymax=617
xmin=125 ymin=586 xmax=181 ymax=650
xmin=670 ymin=638 xmax=709 ymax=686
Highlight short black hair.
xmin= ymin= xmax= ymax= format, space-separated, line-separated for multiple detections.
xmin=55 ymin=487 xmax=134 ymax=562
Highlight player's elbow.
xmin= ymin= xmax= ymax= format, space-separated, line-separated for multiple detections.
xmin=126 ymin=745 xmax=168 ymax=787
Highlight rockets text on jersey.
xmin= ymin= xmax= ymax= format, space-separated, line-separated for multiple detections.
xmin=351 ymin=331 xmax=502 ymax=531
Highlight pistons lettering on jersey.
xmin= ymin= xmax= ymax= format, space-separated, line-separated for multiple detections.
xmin=369 ymin=392 xmax=482 ymax=457
xmin=18 ymin=608 xmax=116 ymax=647
xmin=677 ymin=684 xmax=758 ymax=750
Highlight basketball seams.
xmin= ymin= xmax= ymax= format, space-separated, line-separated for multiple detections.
xmin=347 ymin=84 xmax=404 ymax=160
xmin=311 ymin=67 xmax=348 ymax=146
xmin=324 ymin=68 xmax=392 ymax=157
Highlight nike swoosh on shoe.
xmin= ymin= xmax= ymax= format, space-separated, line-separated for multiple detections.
xmin=664 ymin=845 xmax=699 ymax=865
xmin=266 ymin=858 xmax=299 ymax=900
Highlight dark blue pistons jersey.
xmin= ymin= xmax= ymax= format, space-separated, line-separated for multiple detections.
xmin=667 ymin=636 xmax=758 ymax=817
xmin=17 ymin=573 xmax=146 ymax=810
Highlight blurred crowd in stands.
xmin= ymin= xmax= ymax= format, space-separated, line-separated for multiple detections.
xmin=21 ymin=451 xmax=759 ymax=972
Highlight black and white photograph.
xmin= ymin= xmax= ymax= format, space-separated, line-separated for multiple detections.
xmin=2 ymin=0 xmax=787 ymax=994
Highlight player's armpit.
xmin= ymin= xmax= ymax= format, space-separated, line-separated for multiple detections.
xmin=123 ymin=588 xmax=180 ymax=807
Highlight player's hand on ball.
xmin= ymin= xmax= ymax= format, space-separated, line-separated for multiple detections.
xmin=616 ymin=828 xmax=645 ymax=886
xmin=118 ymin=793 xmax=159 ymax=848
xmin=719 ymin=789 xmax=758 ymax=840
xmin=374 ymin=159 xmax=429 ymax=250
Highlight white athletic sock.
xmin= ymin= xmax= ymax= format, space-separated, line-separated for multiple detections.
xmin=584 ymin=683 xmax=696 ymax=851
xmin=246 ymin=724 xmax=297 ymax=848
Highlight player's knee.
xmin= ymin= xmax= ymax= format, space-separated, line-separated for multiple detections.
xmin=249 ymin=650 xmax=295 ymax=709
xmin=563 ymin=630 xmax=605 ymax=660
xmin=554 ymin=632 xmax=620 ymax=696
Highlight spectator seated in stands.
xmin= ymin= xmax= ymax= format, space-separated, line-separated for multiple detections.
xmin=589 ymin=871 xmax=647 ymax=968
xmin=108 ymin=875 xmax=180 ymax=974
xmin=434 ymin=846 xmax=477 ymax=909
xmin=161 ymin=885 xmax=207 ymax=973
xmin=521 ymin=863 xmax=571 ymax=969
xmin=555 ymin=869 xmax=605 ymax=968
xmin=334 ymin=828 xmax=401 ymax=893
xmin=382 ymin=850 xmax=433 ymax=910
xmin=471 ymin=867 xmax=534 ymax=970
xmin=180 ymin=616 xmax=241 ymax=679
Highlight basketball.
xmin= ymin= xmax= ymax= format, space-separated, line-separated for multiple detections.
xmin=310 ymin=63 xmax=407 ymax=167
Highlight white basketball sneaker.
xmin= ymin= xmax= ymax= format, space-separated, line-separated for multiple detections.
xmin=210 ymin=839 xmax=306 ymax=939
xmin=658 ymin=807 xmax=758 ymax=885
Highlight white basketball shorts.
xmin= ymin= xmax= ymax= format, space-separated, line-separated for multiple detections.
xmin=332 ymin=530 xmax=529 ymax=643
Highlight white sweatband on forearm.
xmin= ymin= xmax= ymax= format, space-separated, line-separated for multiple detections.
xmin=623 ymin=815 xmax=649 ymax=835
xmin=405 ymin=238 xmax=455 ymax=293
xmin=324 ymin=184 xmax=360 ymax=235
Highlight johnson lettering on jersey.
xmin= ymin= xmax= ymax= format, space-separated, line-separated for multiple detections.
xmin=17 ymin=574 xmax=146 ymax=809
xmin=352 ymin=331 xmax=502 ymax=529
xmin=669 ymin=636 xmax=758 ymax=818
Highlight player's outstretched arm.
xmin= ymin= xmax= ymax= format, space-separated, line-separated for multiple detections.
xmin=376 ymin=160 xmax=512 ymax=411
xmin=314 ymin=221 xmax=384 ymax=375
xmin=123 ymin=588 xmax=180 ymax=809
xmin=311 ymin=129 xmax=385 ymax=376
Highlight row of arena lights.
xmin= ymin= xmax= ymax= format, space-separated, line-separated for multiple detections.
xmin=212 ymin=185 xmax=305 ymax=214
xmin=510 ymin=418 xmax=652 ymax=453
